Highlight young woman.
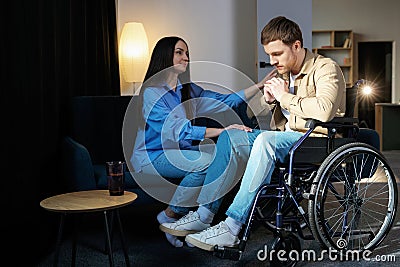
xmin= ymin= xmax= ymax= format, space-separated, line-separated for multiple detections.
xmin=131 ymin=36 xmax=274 ymax=247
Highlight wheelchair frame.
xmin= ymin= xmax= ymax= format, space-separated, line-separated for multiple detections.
xmin=213 ymin=106 xmax=398 ymax=266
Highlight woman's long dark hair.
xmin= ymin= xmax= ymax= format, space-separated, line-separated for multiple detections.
xmin=137 ymin=36 xmax=193 ymax=128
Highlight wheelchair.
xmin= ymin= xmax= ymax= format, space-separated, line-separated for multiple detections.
xmin=213 ymin=80 xmax=398 ymax=266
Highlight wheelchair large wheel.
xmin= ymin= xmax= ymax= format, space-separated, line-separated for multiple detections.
xmin=308 ymin=142 xmax=398 ymax=252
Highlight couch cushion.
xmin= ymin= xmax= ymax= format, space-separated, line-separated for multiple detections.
xmin=94 ymin=164 xmax=178 ymax=189
xmin=62 ymin=136 xmax=97 ymax=191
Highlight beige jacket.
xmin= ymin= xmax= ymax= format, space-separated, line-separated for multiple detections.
xmin=251 ymin=49 xmax=346 ymax=134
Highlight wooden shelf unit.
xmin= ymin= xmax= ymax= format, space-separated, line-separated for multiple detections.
xmin=312 ymin=30 xmax=354 ymax=87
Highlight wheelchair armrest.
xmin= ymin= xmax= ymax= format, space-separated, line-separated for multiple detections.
xmin=305 ymin=117 xmax=359 ymax=129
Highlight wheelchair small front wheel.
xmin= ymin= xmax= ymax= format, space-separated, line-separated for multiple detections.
xmin=268 ymin=233 xmax=301 ymax=267
xmin=308 ymin=142 xmax=398 ymax=252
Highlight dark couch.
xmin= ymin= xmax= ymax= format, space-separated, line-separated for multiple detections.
xmin=61 ymin=95 xmax=253 ymax=205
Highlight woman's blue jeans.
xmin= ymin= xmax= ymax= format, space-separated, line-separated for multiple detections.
xmin=142 ymin=147 xmax=213 ymax=215
xmin=142 ymin=129 xmax=262 ymax=215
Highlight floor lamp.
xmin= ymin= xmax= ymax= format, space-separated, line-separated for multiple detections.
xmin=119 ymin=22 xmax=149 ymax=94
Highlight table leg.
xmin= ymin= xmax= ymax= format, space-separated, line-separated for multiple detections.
xmin=54 ymin=213 xmax=66 ymax=267
xmin=71 ymin=214 xmax=80 ymax=267
xmin=104 ymin=211 xmax=115 ymax=254
xmin=103 ymin=210 xmax=114 ymax=267
xmin=116 ymin=209 xmax=131 ymax=266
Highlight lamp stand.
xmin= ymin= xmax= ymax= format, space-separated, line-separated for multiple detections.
xmin=132 ymin=82 xmax=138 ymax=95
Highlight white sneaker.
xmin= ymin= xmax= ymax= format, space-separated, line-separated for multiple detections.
xmin=159 ymin=211 xmax=210 ymax=237
xmin=185 ymin=221 xmax=240 ymax=251
xmin=156 ymin=211 xmax=183 ymax=247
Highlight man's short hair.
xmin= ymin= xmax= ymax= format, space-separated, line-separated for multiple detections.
xmin=261 ymin=16 xmax=303 ymax=47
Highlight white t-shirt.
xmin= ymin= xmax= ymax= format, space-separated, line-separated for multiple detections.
xmin=282 ymin=73 xmax=298 ymax=131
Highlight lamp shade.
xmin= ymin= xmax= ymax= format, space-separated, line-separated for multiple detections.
xmin=119 ymin=22 xmax=149 ymax=82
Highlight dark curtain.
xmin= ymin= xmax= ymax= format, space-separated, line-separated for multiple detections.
xmin=3 ymin=0 xmax=120 ymax=264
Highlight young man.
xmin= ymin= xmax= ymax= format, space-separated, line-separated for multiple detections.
xmin=160 ymin=16 xmax=346 ymax=250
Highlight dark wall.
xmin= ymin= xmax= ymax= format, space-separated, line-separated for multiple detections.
xmin=2 ymin=1 xmax=120 ymax=265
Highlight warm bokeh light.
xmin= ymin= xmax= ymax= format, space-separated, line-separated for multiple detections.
xmin=357 ymin=79 xmax=375 ymax=100
xmin=362 ymin=85 xmax=372 ymax=95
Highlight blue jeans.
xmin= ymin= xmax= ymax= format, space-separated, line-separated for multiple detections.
xmin=225 ymin=131 xmax=303 ymax=224
xmin=143 ymin=129 xmax=262 ymax=215
xmin=197 ymin=129 xmax=262 ymax=214
xmin=144 ymin=129 xmax=301 ymax=222
xmin=142 ymin=148 xmax=214 ymax=215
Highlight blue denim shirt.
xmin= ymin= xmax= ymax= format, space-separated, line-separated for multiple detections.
xmin=131 ymin=81 xmax=245 ymax=172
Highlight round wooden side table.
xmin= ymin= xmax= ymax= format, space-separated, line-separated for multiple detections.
xmin=40 ymin=190 xmax=137 ymax=267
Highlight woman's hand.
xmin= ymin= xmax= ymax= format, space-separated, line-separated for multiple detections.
xmin=205 ymin=124 xmax=252 ymax=138
xmin=244 ymin=68 xmax=278 ymax=100
xmin=224 ymin=124 xmax=253 ymax=132
xmin=256 ymin=68 xmax=277 ymax=89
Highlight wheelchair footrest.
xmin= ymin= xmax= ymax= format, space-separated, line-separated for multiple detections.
xmin=213 ymin=245 xmax=242 ymax=261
